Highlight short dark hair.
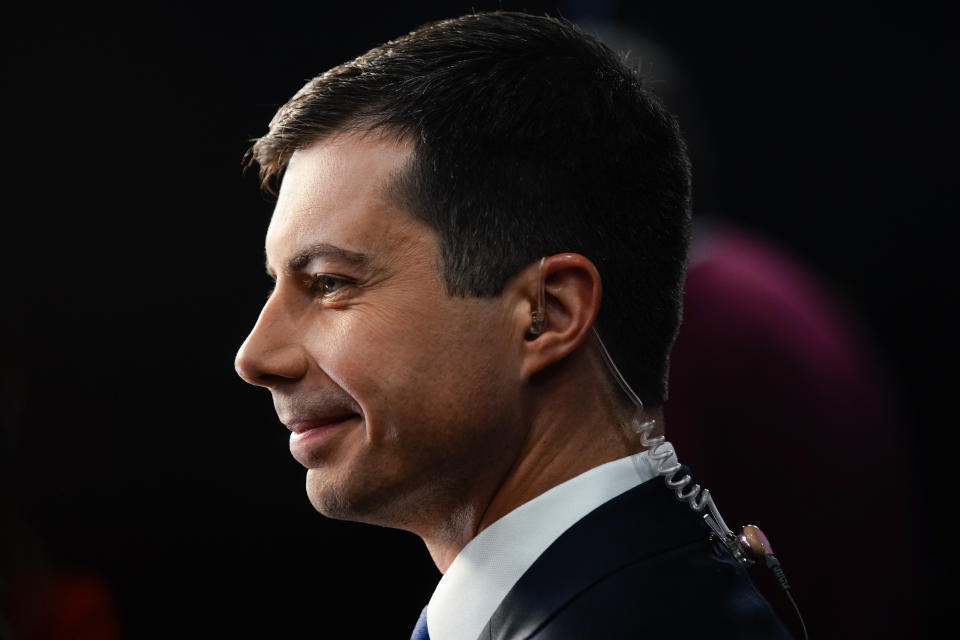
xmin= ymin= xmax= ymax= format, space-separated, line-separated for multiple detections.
xmin=249 ymin=11 xmax=692 ymax=407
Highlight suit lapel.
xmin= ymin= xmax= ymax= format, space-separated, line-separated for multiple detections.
xmin=478 ymin=475 xmax=710 ymax=640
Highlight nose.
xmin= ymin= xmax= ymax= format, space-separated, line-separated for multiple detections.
xmin=235 ymin=295 xmax=309 ymax=388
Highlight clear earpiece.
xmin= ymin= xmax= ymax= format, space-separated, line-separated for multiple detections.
xmin=529 ymin=257 xmax=548 ymax=335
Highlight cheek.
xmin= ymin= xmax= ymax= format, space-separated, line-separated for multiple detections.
xmin=300 ymin=298 xmax=517 ymax=443
xmin=302 ymin=304 xmax=445 ymax=413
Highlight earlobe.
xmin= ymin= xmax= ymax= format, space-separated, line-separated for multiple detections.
xmin=520 ymin=254 xmax=602 ymax=379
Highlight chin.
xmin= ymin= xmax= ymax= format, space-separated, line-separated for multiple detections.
xmin=305 ymin=466 xmax=430 ymax=530
xmin=305 ymin=470 xmax=353 ymax=519
xmin=305 ymin=468 xmax=388 ymax=523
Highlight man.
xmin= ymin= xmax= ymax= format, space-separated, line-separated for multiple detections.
xmin=235 ymin=11 xmax=791 ymax=639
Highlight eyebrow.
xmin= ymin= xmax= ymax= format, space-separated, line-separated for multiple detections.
xmin=266 ymin=242 xmax=371 ymax=278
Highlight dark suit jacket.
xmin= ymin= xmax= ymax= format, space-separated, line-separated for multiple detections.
xmin=478 ymin=476 xmax=793 ymax=639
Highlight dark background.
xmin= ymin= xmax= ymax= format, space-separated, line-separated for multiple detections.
xmin=2 ymin=1 xmax=952 ymax=637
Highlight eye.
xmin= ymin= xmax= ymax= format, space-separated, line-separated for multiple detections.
xmin=310 ymin=274 xmax=351 ymax=297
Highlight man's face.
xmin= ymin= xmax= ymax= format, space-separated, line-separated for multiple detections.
xmin=235 ymin=133 xmax=526 ymax=528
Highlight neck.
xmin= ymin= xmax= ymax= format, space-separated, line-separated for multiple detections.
xmin=418 ymin=347 xmax=657 ymax=572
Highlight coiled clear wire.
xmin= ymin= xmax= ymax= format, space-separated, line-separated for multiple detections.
xmin=592 ymin=328 xmax=736 ymax=541
xmin=593 ymin=327 xmax=807 ymax=638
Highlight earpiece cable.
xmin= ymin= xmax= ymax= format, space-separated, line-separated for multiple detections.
xmin=592 ymin=326 xmax=808 ymax=640
xmin=592 ymin=328 xmax=736 ymax=541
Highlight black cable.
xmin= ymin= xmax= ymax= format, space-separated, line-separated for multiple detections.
xmin=784 ymin=589 xmax=809 ymax=640
xmin=766 ymin=556 xmax=808 ymax=640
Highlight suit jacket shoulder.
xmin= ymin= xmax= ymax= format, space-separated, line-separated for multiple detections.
xmin=479 ymin=476 xmax=793 ymax=639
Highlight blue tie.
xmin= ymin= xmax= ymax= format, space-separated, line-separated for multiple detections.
xmin=410 ymin=604 xmax=430 ymax=640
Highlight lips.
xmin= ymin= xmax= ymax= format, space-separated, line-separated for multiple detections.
xmin=286 ymin=413 xmax=356 ymax=434
xmin=286 ymin=413 xmax=360 ymax=467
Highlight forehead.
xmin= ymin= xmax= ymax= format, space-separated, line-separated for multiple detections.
xmin=265 ymin=133 xmax=428 ymax=269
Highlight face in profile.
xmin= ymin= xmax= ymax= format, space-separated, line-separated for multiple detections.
xmin=235 ymin=132 xmax=527 ymax=529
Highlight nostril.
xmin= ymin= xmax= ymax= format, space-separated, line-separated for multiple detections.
xmin=253 ymin=372 xmax=295 ymax=387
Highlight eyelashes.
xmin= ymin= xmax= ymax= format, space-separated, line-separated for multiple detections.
xmin=309 ymin=273 xmax=352 ymax=297
xmin=264 ymin=273 xmax=356 ymax=301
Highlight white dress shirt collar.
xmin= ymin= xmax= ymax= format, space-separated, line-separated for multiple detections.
xmin=426 ymin=451 xmax=663 ymax=640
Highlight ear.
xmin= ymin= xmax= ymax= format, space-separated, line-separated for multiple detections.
xmin=515 ymin=253 xmax=602 ymax=381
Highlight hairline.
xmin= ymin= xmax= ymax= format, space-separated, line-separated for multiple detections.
xmin=269 ymin=124 xmax=468 ymax=296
